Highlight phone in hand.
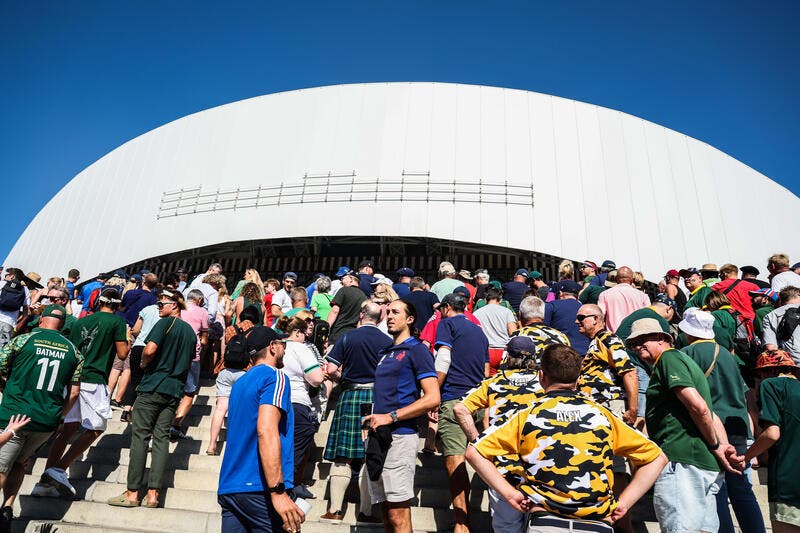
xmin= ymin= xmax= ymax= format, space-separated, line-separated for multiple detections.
xmin=360 ymin=403 xmax=373 ymax=428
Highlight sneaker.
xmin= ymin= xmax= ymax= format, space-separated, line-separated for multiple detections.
xmin=319 ymin=511 xmax=344 ymax=524
xmin=356 ymin=512 xmax=383 ymax=526
xmin=169 ymin=427 xmax=188 ymax=441
xmin=292 ymin=485 xmax=314 ymax=499
xmin=110 ymin=399 xmax=123 ymax=410
xmin=31 ymin=482 xmax=61 ymax=498
xmin=42 ymin=467 xmax=76 ymax=498
xmin=0 ymin=506 xmax=12 ymax=533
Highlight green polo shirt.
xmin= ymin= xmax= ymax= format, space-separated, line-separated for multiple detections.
xmin=616 ymin=306 xmax=671 ymax=369
xmin=760 ymin=376 xmax=800 ymax=506
xmin=138 ymin=316 xmax=196 ymax=398
xmin=685 ymin=285 xmax=712 ymax=310
xmin=646 ymin=348 xmax=719 ymax=471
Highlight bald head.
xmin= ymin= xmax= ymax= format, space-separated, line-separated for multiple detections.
xmin=360 ymin=301 xmax=383 ymax=324
xmin=576 ymin=303 xmax=605 ymax=339
xmin=616 ymin=266 xmax=634 ymax=284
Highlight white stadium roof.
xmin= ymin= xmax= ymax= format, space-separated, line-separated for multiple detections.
xmin=5 ymin=82 xmax=800 ymax=281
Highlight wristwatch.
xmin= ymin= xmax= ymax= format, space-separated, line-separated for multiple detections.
xmin=707 ymin=439 xmax=721 ymax=452
xmin=389 ymin=410 xmax=399 ymax=423
xmin=268 ymin=482 xmax=285 ymax=494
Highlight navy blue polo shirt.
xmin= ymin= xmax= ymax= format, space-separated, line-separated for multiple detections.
xmin=502 ymin=281 xmax=528 ymax=313
xmin=435 ymin=314 xmax=489 ymax=402
xmin=358 ymin=273 xmax=376 ymax=297
xmin=402 ymin=290 xmax=440 ymax=331
xmin=373 ymin=337 xmax=437 ymax=434
xmin=325 ymin=325 xmax=392 ymax=384
xmin=121 ymin=288 xmax=157 ymax=327
xmin=544 ymin=298 xmax=589 ymax=355
xmin=392 ymin=282 xmax=411 ymax=298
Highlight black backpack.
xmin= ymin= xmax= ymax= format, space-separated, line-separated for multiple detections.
xmin=777 ymin=307 xmax=800 ymax=343
xmin=309 ymin=317 xmax=330 ymax=354
xmin=0 ymin=279 xmax=26 ymax=312
xmin=224 ymin=326 xmax=251 ymax=370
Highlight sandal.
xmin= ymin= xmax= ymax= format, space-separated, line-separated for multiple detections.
xmin=107 ymin=493 xmax=140 ymax=507
xmin=206 ymin=449 xmax=219 ymax=456
xmin=142 ymin=498 xmax=160 ymax=508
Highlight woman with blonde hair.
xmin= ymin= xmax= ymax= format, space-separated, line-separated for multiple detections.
xmin=370 ymin=282 xmax=399 ymax=334
xmin=230 ymin=268 xmax=264 ymax=301
xmin=558 ymin=259 xmax=575 ymax=281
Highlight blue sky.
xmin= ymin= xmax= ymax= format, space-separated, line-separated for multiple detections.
xmin=1 ymin=1 xmax=797 ymax=263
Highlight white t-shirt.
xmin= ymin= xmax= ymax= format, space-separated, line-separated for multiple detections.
xmin=272 ymin=289 xmax=292 ymax=313
xmin=283 ymin=341 xmax=322 ymax=407
xmin=0 ymin=280 xmax=30 ymax=328
xmin=472 ymin=303 xmax=516 ymax=347
xmin=771 ymin=271 xmax=800 ymax=293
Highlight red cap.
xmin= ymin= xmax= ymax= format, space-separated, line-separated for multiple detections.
xmin=665 ymin=269 xmax=680 ymax=278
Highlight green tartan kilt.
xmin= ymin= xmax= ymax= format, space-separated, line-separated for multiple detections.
xmin=323 ymin=387 xmax=373 ymax=461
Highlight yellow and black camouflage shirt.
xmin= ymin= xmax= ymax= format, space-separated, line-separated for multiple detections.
xmin=474 ymin=389 xmax=661 ymax=520
xmin=511 ymin=323 xmax=570 ymax=359
xmin=461 ymin=369 xmax=543 ymax=486
xmin=578 ymin=330 xmax=635 ymax=402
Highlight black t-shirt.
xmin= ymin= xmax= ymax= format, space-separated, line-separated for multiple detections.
xmin=745 ymin=278 xmax=771 ymax=289
xmin=402 ymin=290 xmax=440 ymax=331
xmin=502 ymin=281 xmax=528 ymax=313
xmin=325 ymin=325 xmax=392 ymax=384
xmin=473 ymin=283 xmax=489 ymax=305
xmin=330 ymin=286 xmax=367 ymax=344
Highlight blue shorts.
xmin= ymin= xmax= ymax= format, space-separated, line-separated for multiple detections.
xmin=218 ymin=492 xmax=283 ymax=533
xmin=184 ymin=360 xmax=201 ymax=395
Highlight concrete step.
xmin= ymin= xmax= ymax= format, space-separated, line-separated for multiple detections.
xmin=88 ymin=432 xmax=225 ymax=455
xmin=14 ymin=500 xmax=219 ymax=533
xmin=26 ymin=461 xmax=219 ymax=490
xmin=28 ymin=450 xmax=222 ymax=474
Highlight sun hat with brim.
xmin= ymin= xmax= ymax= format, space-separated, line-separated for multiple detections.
xmin=678 ymin=308 xmax=715 ymax=340
xmin=625 ymin=318 xmax=672 ymax=347
xmin=41 ymin=304 xmax=67 ymax=319
xmin=20 ymin=272 xmax=44 ymax=290
xmin=755 ymin=350 xmax=799 ymax=373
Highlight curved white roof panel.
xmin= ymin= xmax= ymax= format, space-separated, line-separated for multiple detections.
xmin=6 ymin=82 xmax=799 ymax=281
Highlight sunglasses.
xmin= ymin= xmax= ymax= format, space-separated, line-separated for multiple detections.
xmin=576 ymin=314 xmax=598 ymax=322
xmin=157 ymin=301 xmax=176 ymax=309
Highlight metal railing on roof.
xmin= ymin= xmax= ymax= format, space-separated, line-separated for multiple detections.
xmin=157 ymin=171 xmax=534 ymax=219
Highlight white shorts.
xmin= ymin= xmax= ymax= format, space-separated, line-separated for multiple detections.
xmin=370 ymin=433 xmax=418 ymax=504
xmin=64 ymin=382 xmax=112 ymax=431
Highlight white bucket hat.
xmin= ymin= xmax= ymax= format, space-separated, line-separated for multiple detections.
xmin=678 ymin=307 xmax=715 ymax=340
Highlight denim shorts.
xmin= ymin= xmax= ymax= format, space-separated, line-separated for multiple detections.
xmin=184 ymin=360 xmax=201 ymax=395
xmin=653 ymin=461 xmax=723 ymax=533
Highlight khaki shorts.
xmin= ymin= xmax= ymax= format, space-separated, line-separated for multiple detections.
xmin=370 ymin=432 xmax=418 ymax=504
xmin=605 ymin=398 xmax=630 ymax=475
xmin=0 ymin=430 xmax=53 ymax=474
xmin=438 ymin=399 xmax=482 ymax=457
xmin=770 ymin=502 xmax=800 ymax=527
xmin=111 ymin=354 xmax=130 ymax=372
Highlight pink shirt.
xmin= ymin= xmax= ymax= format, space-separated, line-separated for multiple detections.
xmin=597 ymin=283 xmax=651 ymax=332
xmin=181 ymin=303 xmax=209 ymax=361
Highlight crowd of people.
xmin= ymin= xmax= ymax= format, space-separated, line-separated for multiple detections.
xmin=0 ymin=253 xmax=798 ymax=533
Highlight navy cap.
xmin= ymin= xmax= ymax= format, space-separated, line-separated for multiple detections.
xmin=655 ymin=293 xmax=681 ymax=317
xmin=601 ymin=260 xmax=616 ymax=270
xmin=740 ymin=265 xmax=760 ymax=277
xmin=246 ymin=326 xmax=288 ymax=355
xmin=283 ymin=271 xmax=298 ymax=281
xmin=557 ymin=280 xmax=581 ymax=295
xmin=515 ymin=268 xmax=529 ymax=278
xmin=396 ymin=267 xmax=415 ymax=277
xmin=679 ymin=267 xmax=700 ymax=278
xmin=506 ymin=336 xmax=537 ymax=358
xmin=792 ymin=262 xmax=800 ymax=270
xmin=452 ymin=286 xmax=471 ymax=298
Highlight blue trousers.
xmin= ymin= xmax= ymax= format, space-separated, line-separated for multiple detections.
xmin=218 ymin=492 xmax=283 ymax=533
xmin=716 ymin=438 xmax=765 ymax=533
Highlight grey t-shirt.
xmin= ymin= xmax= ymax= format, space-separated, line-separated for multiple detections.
xmin=763 ymin=303 xmax=800 ymax=363
xmin=472 ymin=303 xmax=516 ymax=348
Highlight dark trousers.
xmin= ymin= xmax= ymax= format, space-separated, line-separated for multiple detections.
xmin=292 ymin=403 xmax=319 ymax=484
xmin=127 ymin=392 xmax=179 ymax=490
xmin=121 ymin=345 xmax=145 ymax=407
xmin=218 ymin=492 xmax=283 ymax=533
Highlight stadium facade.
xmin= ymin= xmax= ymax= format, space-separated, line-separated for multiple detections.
xmin=5 ymin=82 xmax=800 ymax=282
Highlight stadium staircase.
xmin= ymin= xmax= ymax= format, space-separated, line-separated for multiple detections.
xmin=12 ymin=381 xmax=772 ymax=532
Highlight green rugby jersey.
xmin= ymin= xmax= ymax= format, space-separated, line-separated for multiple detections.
xmin=0 ymin=328 xmax=83 ymax=432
